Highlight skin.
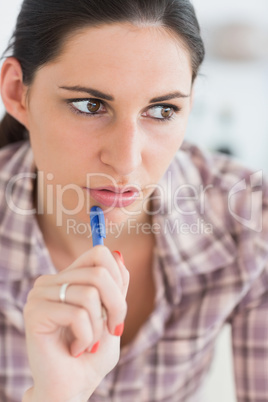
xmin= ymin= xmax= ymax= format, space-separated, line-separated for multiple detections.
xmin=0 ymin=22 xmax=193 ymax=401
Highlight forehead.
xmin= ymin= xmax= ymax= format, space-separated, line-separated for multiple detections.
xmin=37 ymin=23 xmax=192 ymax=95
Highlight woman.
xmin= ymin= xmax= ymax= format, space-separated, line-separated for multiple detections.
xmin=0 ymin=0 xmax=267 ymax=401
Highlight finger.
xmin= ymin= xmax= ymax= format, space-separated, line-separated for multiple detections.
xmin=33 ymin=247 xmax=127 ymax=297
xmin=30 ymin=284 xmax=105 ymax=344
xmin=112 ymin=251 xmax=130 ymax=298
xmin=30 ymin=269 xmax=127 ymax=335
xmin=58 ymin=268 xmax=127 ymax=335
xmin=24 ymin=300 xmax=94 ymax=358
xmin=65 ymin=246 xmax=124 ymax=289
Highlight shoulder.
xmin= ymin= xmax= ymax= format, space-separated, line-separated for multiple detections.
xmin=0 ymin=140 xmax=34 ymax=204
xmin=0 ymin=141 xmax=43 ymax=282
xmin=167 ymin=141 xmax=267 ymax=231
xmin=174 ymin=141 xmax=259 ymax=191
xmin=0 ymin=140 xmax=33 ymax=177
xmin=154 ymin=141 xmax=268 ymax=279
xmin=0 ymin=140 xmax=34 ymax=211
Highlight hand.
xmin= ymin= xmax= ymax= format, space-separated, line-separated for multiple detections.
xmin=23 ymin=246 xmax=129 ymax=402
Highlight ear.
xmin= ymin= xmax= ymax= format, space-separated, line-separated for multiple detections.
xmin=0 ymin=57 xmax=29 ymax=129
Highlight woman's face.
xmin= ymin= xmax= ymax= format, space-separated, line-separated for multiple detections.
xmin=24 ymin=23 xmax=193 ymax=226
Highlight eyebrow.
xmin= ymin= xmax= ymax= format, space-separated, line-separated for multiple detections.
xmin=58 ymin=86 xmax=190 ymax=103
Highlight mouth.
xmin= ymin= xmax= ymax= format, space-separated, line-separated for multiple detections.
xmin=84 ymin=186 xmax=140 ymax=208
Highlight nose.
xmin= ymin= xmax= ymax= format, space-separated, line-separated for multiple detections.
xmin=100 ymin=118 xmax=143 ymax=176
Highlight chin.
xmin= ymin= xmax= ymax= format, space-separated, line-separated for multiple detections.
xmin=102 ymin=205 xmax=143 ymax=223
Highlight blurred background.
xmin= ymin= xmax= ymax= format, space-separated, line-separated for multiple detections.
xmin=0 ymin=1 xmax=268 ymax=401
xmin=190 ymin=0 xmax=268 ymax=174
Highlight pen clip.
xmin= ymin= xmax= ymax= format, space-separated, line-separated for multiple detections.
xmin=90 ymin=206 xmax=106 ymax=239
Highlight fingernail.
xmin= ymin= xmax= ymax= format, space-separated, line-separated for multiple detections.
xmin=75 ymin=351 xmax=84 ymax=358
xmin=90 ymin=341 xmax=100 ymax=354
xmin=114 ymin=322 xmax=124 ymax=337
xmin=113 ymin=250 xmax=125 ymax=265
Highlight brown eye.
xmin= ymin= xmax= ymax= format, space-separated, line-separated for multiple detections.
xmin=87 ymin=100 xmax=101 ymax=113
xmin=145 ymin=105 xmax=176 ymax=121
xmin=161 ymin=107 xmax=173 ymax=119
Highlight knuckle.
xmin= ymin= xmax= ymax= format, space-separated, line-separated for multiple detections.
xmin=121 ymin=299 xmax=128 ymax=318
xmin=34 ymin=274 xmax=50 ymax=287
xmin=111 ymin=297 xmax=128 ymax=318
xmin=95 ymin=266 xmax=109 ymax=282
xmin=34 ymin=276 xmax=44 ymax=287
xmin=92 ymin=245 xmax=102 ymax=259
xmin=83 ymin=287 xmax=99 ymax=305
xmin=125 ymin=268 xmax=130 ymax=281
xmin=23 ymin=298 xmax=41 ymax=320
xmin=123 ymin=269 xmax=130 ymax=284
xmin=93 ymin=245 xmax=108 ymax=259
xmin=75 ymin=308 xmax=89 ymax=324
xmin=25 ymin=286 xmax=41 ymax=306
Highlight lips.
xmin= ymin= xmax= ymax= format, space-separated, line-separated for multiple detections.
xmin=87 ymin=186 xmax=140 ymax=208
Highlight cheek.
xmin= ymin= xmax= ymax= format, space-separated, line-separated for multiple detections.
xmin=27 ymin=105 xmax=77 ymax=167
xmin=156 ymin=123 xmax=185 ymax=156
xmin=145 ymin=130 xmax=184 ymax=181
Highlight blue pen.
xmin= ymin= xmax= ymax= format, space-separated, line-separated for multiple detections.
xmin=90 ymin=206 xmax=106 ymax=246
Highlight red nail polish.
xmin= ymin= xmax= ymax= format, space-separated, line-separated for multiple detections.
xmin=75 ymin=351 xmax=84 ymax=358
xmin=90 ymin=341 xmax=100 ymax=354
xmin=113 ymin=250 xmax=125 ymax=264
xmin=114 ymin=322 xmax=124 ymax=336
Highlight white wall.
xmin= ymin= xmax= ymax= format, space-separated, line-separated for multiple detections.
xmin=193 ymin=0 xmax=268 ymax=26
xmin=188 ymin=0 xmax=268 ymax=173
xmin=0 ymin=2 xmax=23 ymax=56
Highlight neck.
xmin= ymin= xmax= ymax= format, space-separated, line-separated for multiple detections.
xmin=36 ymin=206 xmax=153 ymax=260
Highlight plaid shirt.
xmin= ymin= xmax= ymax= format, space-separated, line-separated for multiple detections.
xmin=0 ymin=141 xmax=268 ymax=402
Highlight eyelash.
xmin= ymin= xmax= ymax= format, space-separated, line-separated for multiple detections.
xmin=66 ymin=98 xmax=181 ymax=123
